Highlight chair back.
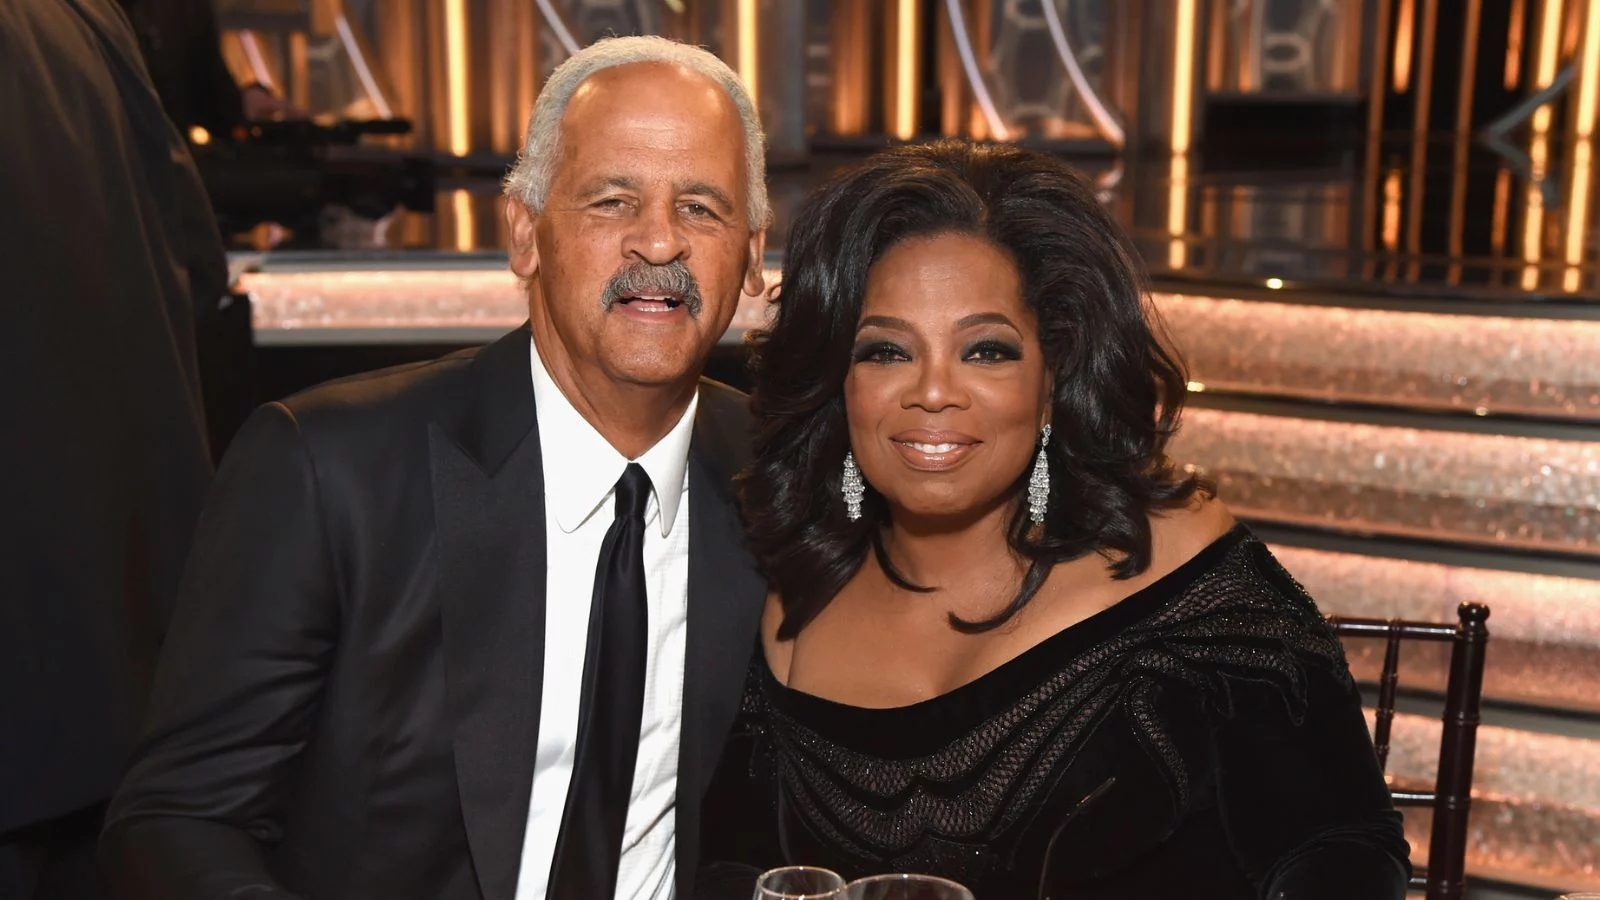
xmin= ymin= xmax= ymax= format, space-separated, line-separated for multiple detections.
xmin=1327 ymin=602 xmax=1490 ymax=900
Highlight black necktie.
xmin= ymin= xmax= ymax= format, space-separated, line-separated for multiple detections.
xmin=548 ymin=463 xmax=652 ymax=900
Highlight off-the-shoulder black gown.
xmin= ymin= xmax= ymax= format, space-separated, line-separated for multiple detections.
xmin=697 ymin=526 xmax=1411 ymax=899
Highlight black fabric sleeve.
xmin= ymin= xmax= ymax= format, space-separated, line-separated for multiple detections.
xmin=100 ymin=403 xmax=340 ymax=900
xmin=693 ymin=668 xmax=786 ymax=900
xmin=1211 ymin=649 xmax=1412 ymax=899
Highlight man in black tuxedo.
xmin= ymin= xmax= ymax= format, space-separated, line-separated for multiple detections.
xmin=101 ymin=35 xmax=770 ymax=900
xmin=1 ymin=0 xmax=223 ymax=897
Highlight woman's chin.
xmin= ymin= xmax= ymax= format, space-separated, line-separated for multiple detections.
xmin=883 ymin=495 xmax=1014 ymax=533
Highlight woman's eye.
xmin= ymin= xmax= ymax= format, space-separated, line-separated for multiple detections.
xmin=966 ymin=340 xmax=1022 ymax=362
xmin=852 ymin=341 xmax=908 ymax=363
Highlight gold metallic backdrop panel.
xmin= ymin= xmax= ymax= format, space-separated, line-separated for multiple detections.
xmin=827 ymin=1 xmax=874 ymax=135
xmin=239 ymin=268 xmax=779 ymax=340
xmin=1205 ymin=0 xmax=1362 ymax=95
xmin=1155 ymin=294 xmax=1600 ymax=421
xmin=486 ymin=0 xmax=542 ymax=154
xmin=1276 ymin=546 xmax=1600 ymax=713
xmin=1381 ymin=712 xmax=1600 ymax=892
xmin=955 ymin=0 xmax=1124 ymax=143
xmin=1170 ymin=408 xmax=1600 ymax=556
xmin=290 ymin=0 xmax=791 ymax=156
xmin=242 ymin=270 xmax=524 ymax=334
xmin=936 ymin=0 xmax=980 ymax=139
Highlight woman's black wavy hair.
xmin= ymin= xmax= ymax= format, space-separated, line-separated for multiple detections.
xmin=742 ymin=140 xmax=1208 ymax=639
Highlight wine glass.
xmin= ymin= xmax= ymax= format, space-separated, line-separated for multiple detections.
xmin=753 ymin=865 xmax=847 ymax=899
xmin=841 ymin=873 xmax=976 ymax=900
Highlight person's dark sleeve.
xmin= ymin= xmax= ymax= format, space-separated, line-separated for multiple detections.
xmin=100 ymin=403 xmax=340 ymax=900
xmin=693 ymin=676 xmax=786 ymax=900
xmin=170 ymin=114 xmax=240 ymax=461
xmin=1212 ymin=649 xmax=1412 ymax=899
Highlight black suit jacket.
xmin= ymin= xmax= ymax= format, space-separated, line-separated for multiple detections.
xmin=101 ymin=326 xmax=768 ymax=900
xmin=0 ymin=0 xmax=221 ymax=836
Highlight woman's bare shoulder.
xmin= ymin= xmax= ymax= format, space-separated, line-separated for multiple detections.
xmin=1147 ymin=495 xmax=1238 ymax=573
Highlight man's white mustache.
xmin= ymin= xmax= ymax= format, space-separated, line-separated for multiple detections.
xmin=601 ymin=261 xmax=703 ymax=316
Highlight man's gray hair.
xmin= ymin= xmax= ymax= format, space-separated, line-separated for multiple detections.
xmin=502 ymin=35 xmax=770 ymax=230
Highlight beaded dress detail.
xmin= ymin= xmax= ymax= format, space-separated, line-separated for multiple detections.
xmin=703 ymin=527 xmax=1411 ymax=900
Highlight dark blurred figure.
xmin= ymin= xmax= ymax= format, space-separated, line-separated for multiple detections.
xmin=112 ymin=0 xmax=296 ymax=455
xmin=0 ymin=0 xmax=226 ymax=897
xmin=115 ymin=0 xmax=295 ymax=137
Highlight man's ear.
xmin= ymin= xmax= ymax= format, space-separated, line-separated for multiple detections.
xmin=742 ymin=227 xmax=768 ymax=297
xmin=505 ymin=197 xmax=540 ymax=279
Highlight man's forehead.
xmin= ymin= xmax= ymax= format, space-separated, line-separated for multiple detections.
xmin=551 ymin=68 xmax=745 ymax=167
xmin=566 ymin=60 xmax=725 ymax=111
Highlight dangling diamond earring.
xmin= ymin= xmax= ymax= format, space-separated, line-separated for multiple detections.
xmin=1028 ymin=425 xmax=1052 ymax=525
xmin=842 ymin=451 xmax=865 ymax=521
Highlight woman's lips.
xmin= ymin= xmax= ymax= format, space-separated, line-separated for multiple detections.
xmin=889 ymin=430 xmax=980 ymax=470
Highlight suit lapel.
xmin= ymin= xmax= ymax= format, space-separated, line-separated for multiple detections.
xmin=430 ymin=326 xmax=545 ymax=900
xmin=676 ymin=385 xmax=767 ymax=897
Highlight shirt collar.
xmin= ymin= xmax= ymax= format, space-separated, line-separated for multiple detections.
xmin=530 ymin=337 xmax=696 ymax=537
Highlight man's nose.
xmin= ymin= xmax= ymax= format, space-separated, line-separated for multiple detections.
xmin=623 ymin=200 xmax=690 ymax=265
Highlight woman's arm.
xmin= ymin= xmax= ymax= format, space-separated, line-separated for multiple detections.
xmin=1212 ymin=649 xmax=1412 ymax=899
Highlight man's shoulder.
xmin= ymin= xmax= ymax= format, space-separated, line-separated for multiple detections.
xmin=283 ymin=346 xmax=477 ymax=419
xmin=696 ymin=376 xmax=751 ymax=424
xmin=266 ymin=345 xmax=484 ymax=453
xmin=693 ymin=377 xmax=754 ymax=479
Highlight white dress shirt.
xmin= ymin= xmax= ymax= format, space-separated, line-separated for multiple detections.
xmin=513 ymin=340 xmax=694 ymax=900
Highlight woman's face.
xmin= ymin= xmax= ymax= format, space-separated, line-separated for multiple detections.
xmin=844 ymin=232 xmax=1053 ymax=526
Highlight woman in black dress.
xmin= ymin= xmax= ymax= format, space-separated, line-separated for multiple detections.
xmin=698 ymin=140 xmax=1410 ymax=899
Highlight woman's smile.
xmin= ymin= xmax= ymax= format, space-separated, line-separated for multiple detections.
xmin=889 ymin=429 xmax=981 ymax=470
